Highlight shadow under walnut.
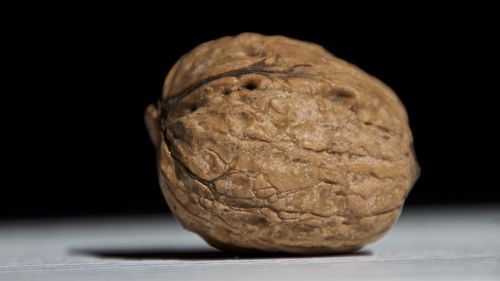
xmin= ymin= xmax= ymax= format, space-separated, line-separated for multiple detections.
xmin=145 ymin=33 xmax=419 ymax=255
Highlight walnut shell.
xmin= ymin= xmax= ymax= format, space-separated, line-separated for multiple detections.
xmin=145 ymin=33 xmax=419 ymax=254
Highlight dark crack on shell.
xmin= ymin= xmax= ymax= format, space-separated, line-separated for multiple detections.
xmin=159 ymin=59 xmax=312 ymax=125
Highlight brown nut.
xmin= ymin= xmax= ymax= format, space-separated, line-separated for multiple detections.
xmin=145 ymin=33 xmax=419 ymax=254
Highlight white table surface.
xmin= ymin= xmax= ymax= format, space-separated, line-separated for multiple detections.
xmin=1 ymin=206 xmax=499 ymax=281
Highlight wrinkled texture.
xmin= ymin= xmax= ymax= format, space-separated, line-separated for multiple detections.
xmin=145 ymin=33 xmax=419 ymax=254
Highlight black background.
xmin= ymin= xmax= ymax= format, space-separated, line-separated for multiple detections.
xmin=3 ymin=6 xmax=498 ymax=219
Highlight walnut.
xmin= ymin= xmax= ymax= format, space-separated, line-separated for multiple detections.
xmin=145 ymin=33 xmax=419 ymax=254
